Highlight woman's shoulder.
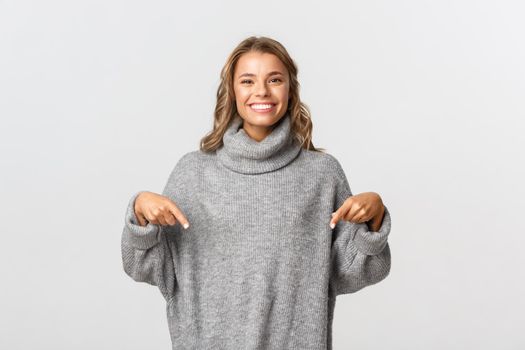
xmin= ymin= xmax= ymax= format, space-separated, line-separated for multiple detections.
xmin=167 ymin=149 xmax=210 ymax=176
xmin=163 ymin=150 xmax=211 ymax=190
xmin=299 ymin=148 xmax=347 ymax=178
xmin=176 ymin=149 xmax=215 ymax=165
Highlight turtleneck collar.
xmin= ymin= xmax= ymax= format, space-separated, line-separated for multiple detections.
xmin=216 ymin=112 xmax=302 ymax=174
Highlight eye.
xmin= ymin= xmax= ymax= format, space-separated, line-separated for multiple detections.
xmin=240 ymin=79 xmax=253 ymax=84
xmin=270 ymin=78 xmax=282 ymax=83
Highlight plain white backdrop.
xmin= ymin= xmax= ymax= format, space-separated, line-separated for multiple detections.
xmin=1 ymin=0 xmax=524 ymax=349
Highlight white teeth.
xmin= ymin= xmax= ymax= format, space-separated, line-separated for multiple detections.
xmin=251 ymin=104 xmax=274 ymax=110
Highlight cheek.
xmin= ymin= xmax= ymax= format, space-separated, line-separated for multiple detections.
xmin=234 ymin=88 xmax=248 ymax=105
xmin=276 ymin=87 xmax=289 ymax=103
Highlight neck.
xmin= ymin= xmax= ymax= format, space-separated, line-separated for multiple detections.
xmin=216 ymin=111 xmax=302 ymax=175
xmin=241 ymin=120 xmax=277 ymax=142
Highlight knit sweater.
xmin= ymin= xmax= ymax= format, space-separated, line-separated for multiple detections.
xmin=121 ymin=112 xmax=392 ymax=350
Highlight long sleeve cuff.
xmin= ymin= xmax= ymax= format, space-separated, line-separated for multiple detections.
xmin=122 ymin=191 xmax=162 ymax=250
xmin=352 ymin=205 xmax=391 ymax=256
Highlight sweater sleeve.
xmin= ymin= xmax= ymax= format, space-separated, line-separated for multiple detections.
xmin=121 ymin=157 xmax=187 ymax=302
xmin=329 ymin=163 xmax=392 ymax=296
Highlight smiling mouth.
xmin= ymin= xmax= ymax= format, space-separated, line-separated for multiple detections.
xmin=249 ymin=103 xmax=276 ymax=113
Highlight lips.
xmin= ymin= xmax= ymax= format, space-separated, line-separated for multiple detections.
xmin=249 ymin=103 xmax=276 ymax=113
xmin=249 ymin=103 xmax=275 ymax=107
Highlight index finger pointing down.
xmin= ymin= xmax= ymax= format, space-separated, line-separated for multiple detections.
xmin=168 ymin=201 xmax=190 ymax=229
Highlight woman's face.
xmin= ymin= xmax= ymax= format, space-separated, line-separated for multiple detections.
xmin=233 ymin=51 xmax=290 ymax=141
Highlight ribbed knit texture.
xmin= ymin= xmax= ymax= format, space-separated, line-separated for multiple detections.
xmin=121 ymin=111 xmax=392 ymax=350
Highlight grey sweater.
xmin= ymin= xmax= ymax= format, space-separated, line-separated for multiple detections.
xmin=121 ymin=112 xmax=392 ymax=349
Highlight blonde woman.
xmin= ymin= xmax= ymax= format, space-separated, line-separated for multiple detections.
xmin=121 ymin=36 xmax=391 ymax=350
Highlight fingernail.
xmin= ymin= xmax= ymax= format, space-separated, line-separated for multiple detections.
xmin=183 ymin=223 xmax=189 ymax=229
xmin=330 ymin=222 xmax=335 ymax=229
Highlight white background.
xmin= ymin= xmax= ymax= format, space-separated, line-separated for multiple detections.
xmin=1 ymin=0 xmax=524 ymax=349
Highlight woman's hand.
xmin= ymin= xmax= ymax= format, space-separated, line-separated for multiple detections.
xmin=134 ymin=191 xmax=190 ymax=229
xmin=329 ymin=192 xmax=385 ymax=231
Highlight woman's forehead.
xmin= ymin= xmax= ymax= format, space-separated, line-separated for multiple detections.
xmin=234 ymin=52 xmax=287 ymax=76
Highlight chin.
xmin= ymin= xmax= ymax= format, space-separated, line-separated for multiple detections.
xmin=241 ymin=110 xmax=286 ymax=127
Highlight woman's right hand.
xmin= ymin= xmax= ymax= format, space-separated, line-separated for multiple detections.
xmin=134 ymin=191 xmax=190 ymax=229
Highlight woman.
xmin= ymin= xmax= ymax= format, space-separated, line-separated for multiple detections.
xmin=121 ymin=36 xmax=391 ymax=350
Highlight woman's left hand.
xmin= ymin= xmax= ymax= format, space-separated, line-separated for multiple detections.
xmin=329 ymin=192 xmax=385 ymax=230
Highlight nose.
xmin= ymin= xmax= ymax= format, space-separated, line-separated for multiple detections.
xmin=255 ymin=81 xmax=270 ymax=97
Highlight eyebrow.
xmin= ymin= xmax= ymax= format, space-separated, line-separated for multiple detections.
xmin=237 ymin=71 xmax=284 ymax=79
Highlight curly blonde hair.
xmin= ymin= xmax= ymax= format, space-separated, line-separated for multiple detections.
xmin=199 ymin=36 xmax=325 ymax=153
